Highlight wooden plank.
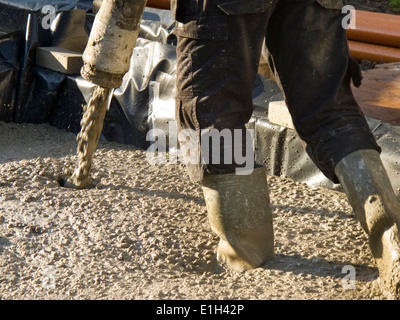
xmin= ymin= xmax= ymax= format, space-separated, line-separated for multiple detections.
xmin=267 ymin=63 xmax=400 ymax=129
xmin=352 ymin=63 xmax=400 ymax=126
xmin=258 ymin=54 xmax=276 ymax=81
xmin=36 ymin=47 xmax=83 ymax=75
xmin=268 ymin=100 xmax=294 ymax=130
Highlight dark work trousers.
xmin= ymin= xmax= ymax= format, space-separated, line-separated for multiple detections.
xmin=173 ymin=0 xmax=381 ymax=183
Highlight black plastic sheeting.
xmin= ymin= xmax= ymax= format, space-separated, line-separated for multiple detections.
xmin=0 ymin=10 xmax=91 ymax=122
xmin=250 ymin=101 xmax=400 ymax=194
xmin=0 ymin=3 xmax=399 ymax=194
xmin=0 ymin=6 xmax=176 ymax=148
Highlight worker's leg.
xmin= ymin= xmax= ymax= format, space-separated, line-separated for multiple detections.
xmin=264 ymin=0 xmax=380 ymax=182
xmin=175 ymin=3 xmax=271 ymax=180
xmin=265 ymin=0 xmax=400 ymax=298
xmin=174 ymin=0 xmax=275 ymax=271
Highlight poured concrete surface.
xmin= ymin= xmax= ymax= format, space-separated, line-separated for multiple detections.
xmin=0 ymin=121 xmax=388 ymax=299
xmin=352 ymin=62 xmax=400 ymax=126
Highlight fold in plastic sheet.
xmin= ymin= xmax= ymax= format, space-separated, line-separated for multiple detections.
xmin=0 ymin=6 xmax=177 ymax=146
xmin=0 ymin=30 xmax=24 ymax=122
xmin=368 ymin=119 xmax=400 ymax=196
xmin=0 ymin=9 xmax=90 ymax=124
xmin=251 ymin=105 xmax=400 ymax=195
xmin=0 ymin=5 xmax=398 ymax=193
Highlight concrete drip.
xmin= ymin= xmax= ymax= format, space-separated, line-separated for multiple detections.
xmin=64 ymin=85 xmax=112 ymax=189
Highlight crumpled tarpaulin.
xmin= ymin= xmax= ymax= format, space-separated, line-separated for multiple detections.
xmin=250 ymin=101 xmax=400 ymax=194
xmin=0 ymin=8 xmax=90 ymax=123
xmin=0 ymin=3 xmax=398 ymax=194
xmin=0 ymin=6 xmax=176 ymax=148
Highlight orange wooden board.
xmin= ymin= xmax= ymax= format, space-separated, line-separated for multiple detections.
xmin=352 ymin=62 xmax=400 ymax=126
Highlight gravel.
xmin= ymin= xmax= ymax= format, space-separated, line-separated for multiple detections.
xmin=0 ymin=121 xmax=386 ymax=300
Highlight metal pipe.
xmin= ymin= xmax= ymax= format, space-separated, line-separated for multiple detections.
xmin=347 ymin=10 xmax=400 ymax=49
xmin=146 ymin=0 xmax=170 ymax=10
xmin=348 ymin=40 xmax=400 ymax=63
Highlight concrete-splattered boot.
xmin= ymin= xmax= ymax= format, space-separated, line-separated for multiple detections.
xmin=334 ymin=150 xmax=400 ymax=299
xmin=201 ymin=167 xmax=274 ymax=272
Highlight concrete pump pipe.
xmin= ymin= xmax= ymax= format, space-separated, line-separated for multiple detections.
xmin=81 ymin=0 xmax=148 ymax=89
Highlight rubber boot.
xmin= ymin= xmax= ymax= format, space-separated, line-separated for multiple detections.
xmin=334 ymin=150 xmax=400 ymax=299
xmin=201 ymin=167 xmax=274 ymax=272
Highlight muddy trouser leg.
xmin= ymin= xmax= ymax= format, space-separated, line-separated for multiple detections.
xmin=263 ymin=0 xmax=380 ymax=183
xmin=174 ymin=4 xmax=275 ymax=271
xmin=175 ymin=2 xmax=276 ymax=181
xmin=264 ymin=0 xmax=399 ymax=297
